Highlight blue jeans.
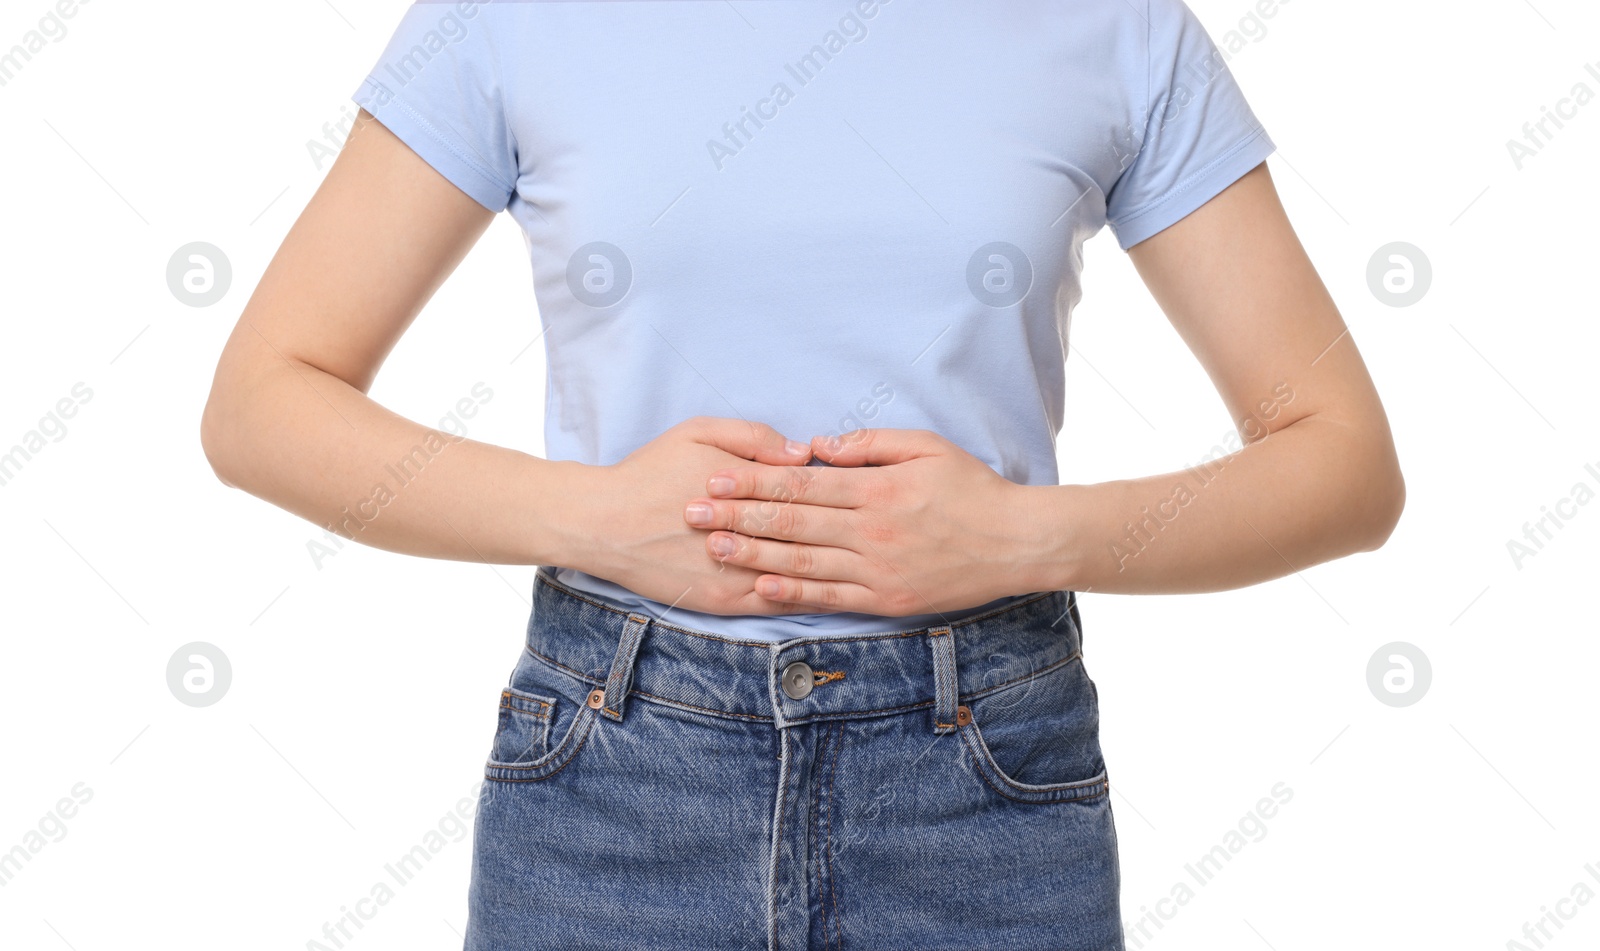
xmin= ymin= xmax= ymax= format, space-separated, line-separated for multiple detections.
xmin=465 ymin=568 xmax=1124 ymax=950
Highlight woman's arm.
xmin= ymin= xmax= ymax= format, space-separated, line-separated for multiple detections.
xmin=201 ymin=110 xmax=815 ymax=615
xmin=201 ymin=109 xmax=585 ymax=566
xmin=1029 ymin=160 xmax=1405 ymax=593
xmin=684 ymin=162 xmax=1405 ymax=611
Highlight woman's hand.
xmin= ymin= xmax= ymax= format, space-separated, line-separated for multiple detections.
xmin=565 ymin=416 xmax=826 ymax=617
xmin=681 ymin=428 xmax=1048 ymax=616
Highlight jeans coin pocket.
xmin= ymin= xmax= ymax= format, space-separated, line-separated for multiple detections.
xmin=483 ymin=654 xmax=604 ymax=783
xmin=488 ymin=686 xmax=557 ymax=768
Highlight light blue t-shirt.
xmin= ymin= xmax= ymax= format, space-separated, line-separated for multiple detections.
xmin=351 ymin=0 xmax=1275 ymax=642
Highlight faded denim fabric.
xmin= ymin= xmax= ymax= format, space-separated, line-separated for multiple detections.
xmin=465 ymin=568 xmax=1122 ymax=950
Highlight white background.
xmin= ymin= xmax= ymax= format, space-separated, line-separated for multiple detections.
xmin=1 ymin=0 xmax=1596 ymax=948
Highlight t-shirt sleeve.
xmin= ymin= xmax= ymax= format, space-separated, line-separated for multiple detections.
xmin=349 ymin=1 xmax=519 ymax=213
xmin=1105 ymin=0 xmax=1276 ymax=250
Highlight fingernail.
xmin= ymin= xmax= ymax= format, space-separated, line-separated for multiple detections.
xmin=710 ymin=534 xmax=736 ymax=556
xmin=708 ymin=475 xmax=735 ymax=495
xmin=685 ymin=502 xmax=713 ymax=525
xmin=757 ymin=578 xmax=780 ymax=598
xmin=784 ymin=439 xmax=809 ymax=457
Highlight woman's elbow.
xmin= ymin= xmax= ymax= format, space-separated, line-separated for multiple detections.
xmin=199 ymin=383 xmax=243 ymax=488
xmin=1354 ymin=453 xmax=1406 ymax=553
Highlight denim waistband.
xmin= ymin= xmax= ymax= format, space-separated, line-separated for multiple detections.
xmin=522 ymin=567 xmax=1085 ymax=729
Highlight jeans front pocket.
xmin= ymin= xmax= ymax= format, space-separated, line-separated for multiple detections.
xmin=957 ymin=652 xmax=1109 ymax=805
xmin=484 ymin=652 xmax=602 ymax=783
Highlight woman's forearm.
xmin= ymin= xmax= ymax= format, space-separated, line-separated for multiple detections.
xmin=200 ymin=355 xmax=592 ymax=568
xmin=1022 ymin=412 xmax=1405 ymax=595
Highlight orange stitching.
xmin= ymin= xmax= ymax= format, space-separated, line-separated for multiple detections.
xmin=500 ymin=690 xmax=551 ymax=705
xmin=484 ymin=730 xmax=592 ymax=783
xmin=499 ymin=692 xmax=553 ymax=716
xmin=812 ymin=670 xmax=846 ymax=685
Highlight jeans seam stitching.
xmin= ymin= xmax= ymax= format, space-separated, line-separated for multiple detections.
xmin=826 ymin=720 xmax=844 ymax=949
xmin=485 ymin=707 xmax=596 ymax=778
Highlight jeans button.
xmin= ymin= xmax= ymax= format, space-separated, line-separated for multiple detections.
xmin=781 ymin=661 xmax=814 ymax=700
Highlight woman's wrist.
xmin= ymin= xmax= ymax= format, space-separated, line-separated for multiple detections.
xmin=1008 ymin=482 xmax=1092 ymax=595
xmin=521 ymin=456 xmax=613 ymax=574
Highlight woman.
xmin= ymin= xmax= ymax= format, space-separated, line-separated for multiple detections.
xmin=201 ymin=1 xmax=1403 ymax=948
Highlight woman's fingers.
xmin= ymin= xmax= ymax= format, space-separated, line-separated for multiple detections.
xmin=706 ymin=533 xmax=877 ymax=611
xmin=705 ymin=532 xmax=857 ymax=584
xmin=685 ymin=496 xmax=855 ymax=546
xmin=751 ymin=575 xmax=894 ymax=615
xmin=681 ymin=416 xmax=812 ymax=466
xmin=810 ymin=428 xmax=945 ymax=466
xmin=704 ymin=464 xmax=863 ymax=508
